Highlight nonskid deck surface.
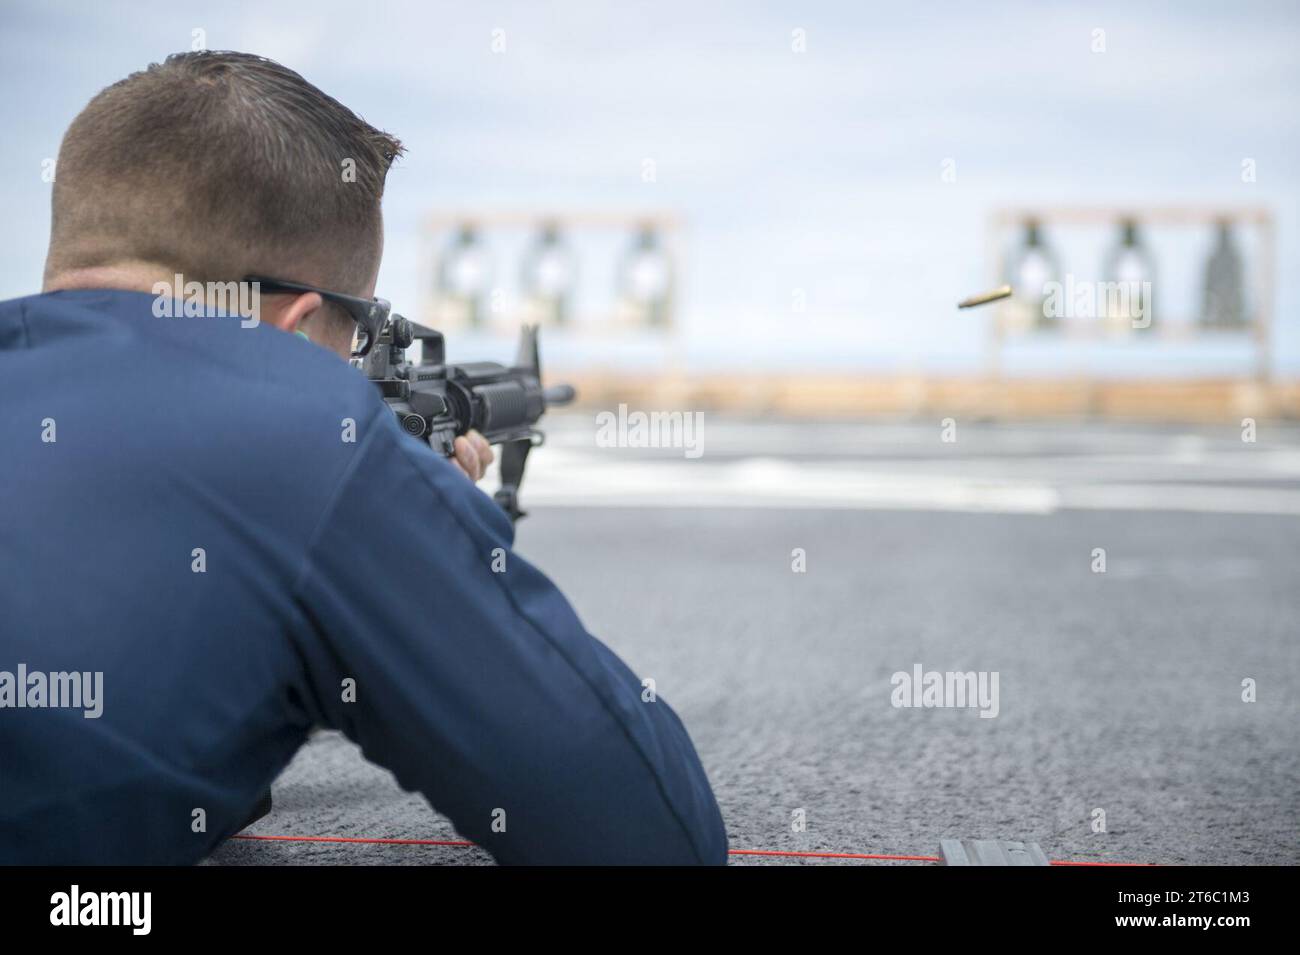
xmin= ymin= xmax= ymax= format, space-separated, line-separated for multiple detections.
xmin=206 ymin=417 xmax=1300 ymax=866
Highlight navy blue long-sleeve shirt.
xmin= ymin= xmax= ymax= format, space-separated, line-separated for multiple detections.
xmin=0 ymin=289 xmax=726 ymax=865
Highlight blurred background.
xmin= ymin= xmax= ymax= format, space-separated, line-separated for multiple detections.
xmin=3 ymin=0 xmax=1299 ymax=414
xmin=4 ymin=0 xmax=1298 ymax=864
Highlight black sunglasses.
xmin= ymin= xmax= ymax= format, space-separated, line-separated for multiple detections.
xmin=244 ymin=275 xmax=391 ymax=356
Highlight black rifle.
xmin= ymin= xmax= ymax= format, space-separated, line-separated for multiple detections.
xmin=357 ymin=316 xmax=575 ymax=522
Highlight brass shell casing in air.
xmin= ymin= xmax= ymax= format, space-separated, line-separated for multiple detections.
xmin=957 ymin=285 xmax=1013 ymax=309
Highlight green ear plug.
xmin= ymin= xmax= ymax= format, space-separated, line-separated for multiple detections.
xmin=294 ymin=330 xmax=310 ymax=341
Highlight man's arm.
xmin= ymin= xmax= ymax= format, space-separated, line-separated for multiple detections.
xmin=287 ymin=406 xmax=727 ymax=864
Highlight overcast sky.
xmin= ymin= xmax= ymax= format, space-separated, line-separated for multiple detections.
xmin=2 ymin=0 xmax=1297 ymax=373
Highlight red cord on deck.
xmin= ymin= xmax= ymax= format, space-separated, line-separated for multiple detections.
xmin=230 ymin=833 xmax=1152 ymax=865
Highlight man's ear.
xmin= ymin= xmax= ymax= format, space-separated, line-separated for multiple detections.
xmin=262 ymin=292 xmax=324 ymax=334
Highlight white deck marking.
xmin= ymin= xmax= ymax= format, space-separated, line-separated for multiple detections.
xmin=492 ymin=419 xmax=1300 ymax=516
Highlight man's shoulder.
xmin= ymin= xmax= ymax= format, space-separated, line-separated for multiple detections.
xmin=9 ymin=287 xmax=383 ymax=417
xmin=5 ymin=288 xmax=393 ymax=509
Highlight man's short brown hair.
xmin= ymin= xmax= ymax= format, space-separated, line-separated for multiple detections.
xmin=46 ymin=51 xmax=403 ymax=294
